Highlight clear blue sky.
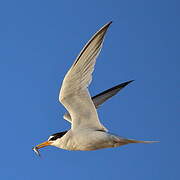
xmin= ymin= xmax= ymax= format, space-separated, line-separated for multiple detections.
xmin=0 ymin=0 xmax=179 ymax=179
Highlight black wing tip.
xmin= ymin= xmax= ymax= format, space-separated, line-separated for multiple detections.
xmin=111 ymin=80 xmax=134 ymax=90
xmin=121 ymin=80 xmax=135 ymax=86
xmin=101 ymin=21 xmax=113 ymax=32
xmin=92 ymin=80 xmax=134 ymax=99
xmin=105 ymin=21 xmax=113 ymax=27
xmin=107 ymin=21 xmax=113 ymax=26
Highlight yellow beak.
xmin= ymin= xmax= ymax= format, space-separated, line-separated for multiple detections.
xmin=35 ymin=141 xmax=52 ymax=149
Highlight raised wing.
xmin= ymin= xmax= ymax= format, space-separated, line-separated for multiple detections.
xmin=63 ymin=80 xmax=134 ymax=122
xmin=59 ymin=22 xmax=112 ymax=130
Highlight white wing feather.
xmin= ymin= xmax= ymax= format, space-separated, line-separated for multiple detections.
xmin=59 ymin=22 xmax=112 ymax=130
xmin=63 ymin=80 xmax=134 ymax=123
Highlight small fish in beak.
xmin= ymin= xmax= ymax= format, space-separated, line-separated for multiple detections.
xmin=32 ymin=146 xmax=41 ymax=157
xmin=32 ymin=141 xmax=52 ymax=156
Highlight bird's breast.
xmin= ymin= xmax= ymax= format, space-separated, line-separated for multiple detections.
xmin=53 ymin=129 xmax=117 ymax=151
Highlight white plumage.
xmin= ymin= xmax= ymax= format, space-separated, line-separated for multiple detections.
xmin=33 ymin=22 xmax=158 ymax=155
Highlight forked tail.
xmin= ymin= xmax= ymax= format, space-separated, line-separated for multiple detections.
xmin=127 ymin=139 xmax=160 ymax=144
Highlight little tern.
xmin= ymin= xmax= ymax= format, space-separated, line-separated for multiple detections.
xmin=33 ymin=21 xmax=158 ymax=155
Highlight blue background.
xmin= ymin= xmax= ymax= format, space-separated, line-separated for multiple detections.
xmin=0 ymin=0 xmax=179 ymax=179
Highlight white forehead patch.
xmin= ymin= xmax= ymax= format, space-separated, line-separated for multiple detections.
xmin=48 ymin=135 xmax=53 ymax=141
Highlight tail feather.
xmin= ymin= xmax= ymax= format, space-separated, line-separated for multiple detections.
xmin=127 ymin=139 xmax=160 ymax=144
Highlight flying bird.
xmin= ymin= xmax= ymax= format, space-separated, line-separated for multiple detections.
xmin=33 ymin=22 xmax=158 ymax=155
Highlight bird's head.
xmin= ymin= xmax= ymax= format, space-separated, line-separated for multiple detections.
xmin=33 ymin=131 xmax=68 ymax=155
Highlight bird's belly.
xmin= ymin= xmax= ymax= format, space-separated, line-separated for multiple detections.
xmin=62 ymin=130 xmax=117 ymax=151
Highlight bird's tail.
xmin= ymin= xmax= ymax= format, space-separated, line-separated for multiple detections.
xmin=126 ymin=139 xmax=160 ymax=144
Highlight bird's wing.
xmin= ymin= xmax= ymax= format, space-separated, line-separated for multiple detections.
xmin=63 ymin=80 xmax=134 ymax=122
xmin=59 ymin=22 xmax=112 ymax=131
xmin=92 ymin=80 xmax=134 ymax=108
